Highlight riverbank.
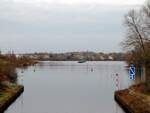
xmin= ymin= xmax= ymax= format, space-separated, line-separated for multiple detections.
xmin=115 ymin=83 xmax=150 ymax=113
xmin=0 ymin=85 xmax=24 ymax=113
xmin=0 ymin=54 xmax=38 ymax=67
xmin=16 ymin=59 xmax=38 ymax=67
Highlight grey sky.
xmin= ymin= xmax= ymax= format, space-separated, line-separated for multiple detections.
xmin=0 ymin=0 xmax=144 ymax=53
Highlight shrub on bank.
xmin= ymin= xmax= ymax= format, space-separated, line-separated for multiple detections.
xmin=0 ymin=59 xmax=17 ymax=88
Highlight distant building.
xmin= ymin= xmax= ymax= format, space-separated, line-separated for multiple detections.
xmin=100 ymin=56 xmax=105 ymax=60
xmin=108 ymin=56 xmax=114 ymax=60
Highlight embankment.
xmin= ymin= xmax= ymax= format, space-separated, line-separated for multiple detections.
xmin=0 ymin=85 xmax=24 ymax=113
xmin=115 ymin=84 xmax=150 ymax=113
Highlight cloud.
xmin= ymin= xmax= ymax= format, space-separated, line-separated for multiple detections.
xmin=0 ymin=1 xmax=140 ymax=53
xmin=5 ymin=0 xmax=145 ymax=5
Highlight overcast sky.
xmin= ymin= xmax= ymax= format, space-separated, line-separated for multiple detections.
xmin=0 ymin=0 xmax=145 ymax=53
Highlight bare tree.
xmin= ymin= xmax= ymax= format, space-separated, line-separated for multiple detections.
xmin=122 ymin=1 xmax=150 ymax=83
xmin=123 ymin=10 xmax=146 ymax=52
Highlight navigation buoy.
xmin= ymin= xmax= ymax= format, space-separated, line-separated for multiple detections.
xmin=115 ymin=73 xmax=119 ymax=90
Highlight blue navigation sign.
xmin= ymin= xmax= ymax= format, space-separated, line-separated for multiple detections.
xmin=129 ymin=64 xmax=136 ymax=80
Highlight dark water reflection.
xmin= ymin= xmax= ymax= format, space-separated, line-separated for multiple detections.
xmin=5 ymin=61 xmax=133 ymax=113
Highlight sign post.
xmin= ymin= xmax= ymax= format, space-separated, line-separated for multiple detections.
xmin=129 ymin=64 xmax=136 ymax=80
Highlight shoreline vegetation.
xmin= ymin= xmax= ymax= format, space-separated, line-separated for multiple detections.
xmin=0 ymin=54 xmax=37 ymax=112
xmin=115 ymin=0 xmax=150 ymax=112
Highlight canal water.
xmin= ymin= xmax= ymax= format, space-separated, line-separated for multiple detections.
xmin=5 ymin=61 xmax=133 ymax=113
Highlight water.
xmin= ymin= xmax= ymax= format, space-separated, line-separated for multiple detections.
xmin=5 ymin=61 xmax=132 ymax=113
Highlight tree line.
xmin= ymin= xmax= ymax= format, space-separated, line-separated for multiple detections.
xmin=122 ymin=0 xmax=150 ymax=83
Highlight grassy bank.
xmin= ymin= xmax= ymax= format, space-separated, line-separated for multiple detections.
xmin=0 ymin=55 xmax=35 ymax=112
xmin=115 ymin=83 xmax=150 ymax=113
xmin=0 ymin=84 xmax=24 ymax=113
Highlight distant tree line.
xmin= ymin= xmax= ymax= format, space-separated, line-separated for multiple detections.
xmin=22 ymin=52 xmax=126 ymax=61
